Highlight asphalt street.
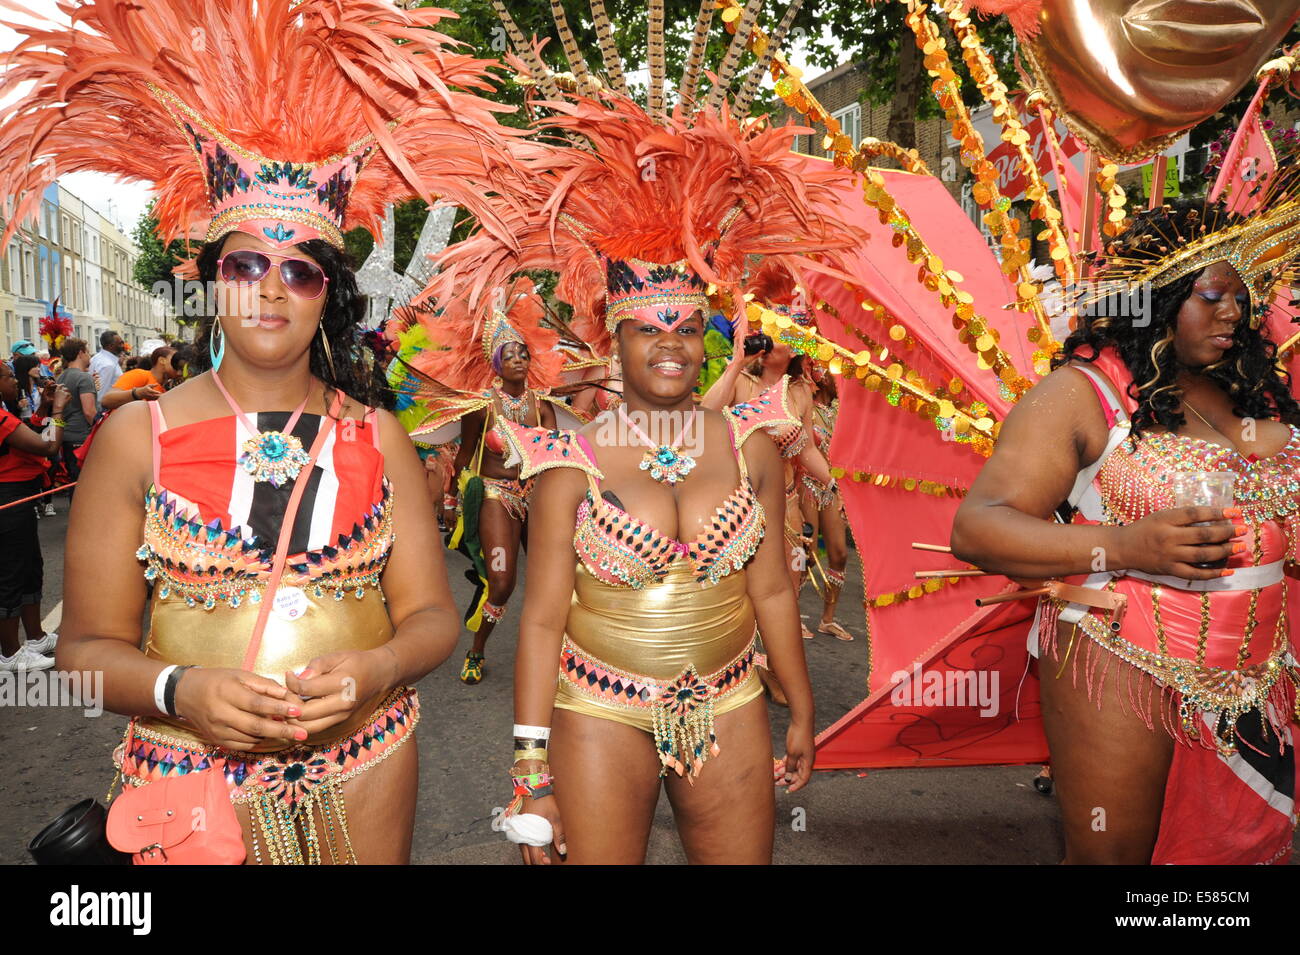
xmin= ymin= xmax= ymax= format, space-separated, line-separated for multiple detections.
xmin=0 ymin=500 xmax=1073 ymax=865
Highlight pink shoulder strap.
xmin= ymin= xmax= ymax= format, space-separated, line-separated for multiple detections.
xmin=1085 ymin=349 xmax=1139 ymax=418
xmin=241 ymin=391 xmax=344 ymax=673
xmin=1077 ymin=370 xmax=1118 ymax=429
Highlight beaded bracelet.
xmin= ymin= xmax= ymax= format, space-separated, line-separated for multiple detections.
xmin=511 ymin=770 xmax=554 ymax=800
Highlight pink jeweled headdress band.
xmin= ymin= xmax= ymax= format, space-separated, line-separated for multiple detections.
xmin=604 ymin=257 xmax=710 ymax=333
xmin=153 ymin=85 xmax=377 ymax=250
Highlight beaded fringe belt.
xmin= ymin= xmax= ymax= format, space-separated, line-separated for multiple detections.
xmin=118 ymin=687 xmax=419 ymax=865
xmin=480 ymin=475 xmax=533 ymax=522
xmin=559 ymin=636 xmax=761 ymax=778
xmin=799 ymin=473 xmax=837 ymax=510
xmin=1040 ymin=595 xmax=1296 ymax=756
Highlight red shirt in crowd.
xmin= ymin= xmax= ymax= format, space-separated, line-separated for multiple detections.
xmin=0 ymin=407 xmax=51 ymax=482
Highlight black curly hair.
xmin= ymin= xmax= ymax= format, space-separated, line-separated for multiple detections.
xmin=190 ymin=236 xmax=394 ymax=411
xmin=1053 ymin=202 xmax=1300 ymax=439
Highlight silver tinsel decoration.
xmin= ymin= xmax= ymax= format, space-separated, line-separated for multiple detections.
xmin=355 ymin=202 xmax=458 ymax=326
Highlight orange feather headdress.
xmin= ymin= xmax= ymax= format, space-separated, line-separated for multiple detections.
xmin=409 ymin=277 xmax=563 ymax=393
xmin=963 ymin=1 xmax=1042 ymax=39
xmin=746 ymin=257 xmax=815 ymax=326
xmin=0 ymin=0 xmax=520 ymax=252
xmin=419 ymin=0 xmax=865 ymax=346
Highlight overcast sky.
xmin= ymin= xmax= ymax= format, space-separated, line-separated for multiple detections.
xmin=0 ymin=1 xmax=838 ymax=240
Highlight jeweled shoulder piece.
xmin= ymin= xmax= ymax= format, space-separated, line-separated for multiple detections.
xmin=726 ymin=378 xmax=800 ymax=449
xmin=497 ymin=421 xmax=603 ymax=480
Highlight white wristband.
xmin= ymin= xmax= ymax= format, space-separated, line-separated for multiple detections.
xmin=153 ymin=665 xmax=179 ymax=716
xmin=513 ymin=724 xmax=551 ymax=740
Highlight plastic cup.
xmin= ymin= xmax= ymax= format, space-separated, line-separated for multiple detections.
xmin=1171 ymin=471 xmax=1235 ymax=569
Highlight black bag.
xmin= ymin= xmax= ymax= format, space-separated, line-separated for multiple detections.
xmin=29 ymin=799 xmax=131 ymax=865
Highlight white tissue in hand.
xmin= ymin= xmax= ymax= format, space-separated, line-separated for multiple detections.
xmin=493 ymin=811 xmax=553 ymax=846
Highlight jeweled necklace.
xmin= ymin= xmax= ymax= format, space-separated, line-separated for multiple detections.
xmin=212 ymin=370 xmax=312 ymax=488
xmin=618 ymin=405 xmax=699 ymax=486
xmin=495 ymin=385 xmax=531 ymax=424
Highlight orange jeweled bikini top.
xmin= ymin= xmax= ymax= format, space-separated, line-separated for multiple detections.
xmin=1078 ymin=351 xmax=1300 ymax=543
xmin=499 ymin=383 xmax=799 ymax=588
xmin=137 ymin=402 xmax=394 ymax=610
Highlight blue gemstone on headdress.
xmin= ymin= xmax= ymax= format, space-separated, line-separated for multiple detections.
xmin=262 ymin=222 xmax=296 ymax=243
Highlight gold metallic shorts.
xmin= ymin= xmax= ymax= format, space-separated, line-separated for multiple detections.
xmin=556 ymin=562 xmax=763 ymax=774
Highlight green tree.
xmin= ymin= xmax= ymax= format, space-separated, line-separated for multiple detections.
xmin=433 ymin=0 xmax=824 ymax=116
xmin=131 ymin=200 xmax=200 ymax=323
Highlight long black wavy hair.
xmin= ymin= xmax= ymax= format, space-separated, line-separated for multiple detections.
xmin=1053 ymin=202 xmax=1300 ymax=439
xmin=190 ymin=235 xmax=393 ymax=411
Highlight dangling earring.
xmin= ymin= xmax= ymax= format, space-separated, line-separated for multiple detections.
xmin=319 ymin=325 xmax=337 ymax=380
xmin=209 ymin=316 xmax=225 ymax=372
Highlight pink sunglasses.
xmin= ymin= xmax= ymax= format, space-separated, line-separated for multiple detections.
xmin=216 ymin=249 xmax=330 ymax=300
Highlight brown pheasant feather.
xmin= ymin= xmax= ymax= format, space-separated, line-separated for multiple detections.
xmin=490 ymin=0 xmax=564 ymax=101
xmin=734 ymin=0 xmax=804 ymax=117
xmin=678 ymin=0 xmax=716 ymax=105
xmin=706 ymin=0 xmax=765 ymax=112
xmin=549 ymin=0 xmax=593 ymax=87
xmin=587 ymin=0 xmax=628 ymax=93
xmin=647 ymin=0 xmax=667 ymax=120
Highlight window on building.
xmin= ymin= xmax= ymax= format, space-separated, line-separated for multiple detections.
xmin=829 ymin=104 xmax=861 ymax=156
xmin=22 ymin=317 xmax=31 ymax=341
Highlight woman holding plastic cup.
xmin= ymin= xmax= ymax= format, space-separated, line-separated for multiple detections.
xmin=952 ymin=203 xmax=1300 ymax=865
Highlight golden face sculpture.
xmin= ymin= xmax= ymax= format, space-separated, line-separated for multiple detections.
xmin=1023 ymin=0 xmax=1299 ymax=161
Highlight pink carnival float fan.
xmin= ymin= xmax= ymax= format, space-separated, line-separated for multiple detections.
xmin=0 ymin=0 xmax=522 ymax=252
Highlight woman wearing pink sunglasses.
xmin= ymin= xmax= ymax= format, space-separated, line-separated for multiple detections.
xmin=11 ymin=0 xmax=520 ymax=864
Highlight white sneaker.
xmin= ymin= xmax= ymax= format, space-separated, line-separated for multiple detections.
xmin=0 ymin=645 xmax=55 ymax=671
xmin=43 ymin=501 xmax=55 ymax=516
xmin=26 ymin=631 xmax=58 ymax=655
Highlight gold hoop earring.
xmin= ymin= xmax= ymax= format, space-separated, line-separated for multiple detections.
xmin=319 ymin=325 xmax=337 ymax=379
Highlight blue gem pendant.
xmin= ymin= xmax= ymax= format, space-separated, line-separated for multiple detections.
xmin=639 ymin=445 xmax=697 ymax=486
xmin=239 ymin=431 xmax=312 ymax=487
